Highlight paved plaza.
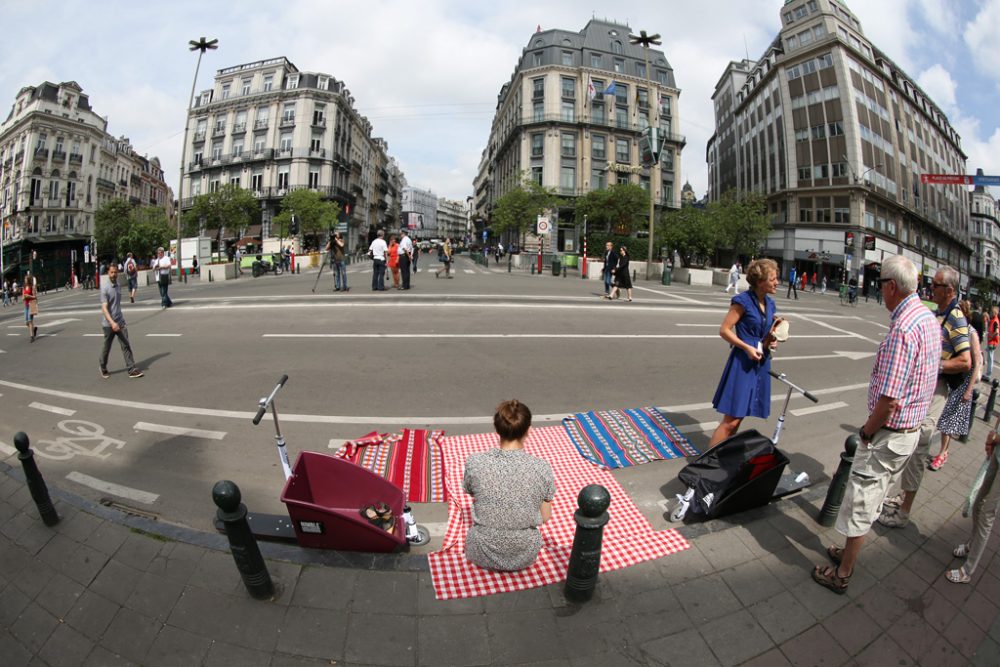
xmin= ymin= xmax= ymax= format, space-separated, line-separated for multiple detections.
xmin=1 ymin=257 xmax=999 ymax=665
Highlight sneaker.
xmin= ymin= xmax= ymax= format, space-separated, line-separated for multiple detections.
xmin=883 ymin=493 xmax=904 ymax=510
xmin=878 ymin=508 xmax=909 ymax=528
xmin=100 ymin=368 xmax=110 ymax=379
xmin=127 ymin=368 xmax=144 ymax=378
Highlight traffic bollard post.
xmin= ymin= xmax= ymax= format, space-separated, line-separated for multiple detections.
xmin=961 ymin=389 xmax=980 ymax=442
xmin=984 ymin=379 xmax=999 ymax=421
xmin=212 ymin=480 xmax=274 ymax=600
xmin=817 ymin=434 xmax=858 ymax=527
xmin=564 ymin=484 xmax=611 ymax=603
xmin=13 ymin=432 xmax=59 ymax=526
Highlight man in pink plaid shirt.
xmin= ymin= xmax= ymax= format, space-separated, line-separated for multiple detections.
xmin=813 ymin=255 xmax=940 ymax=594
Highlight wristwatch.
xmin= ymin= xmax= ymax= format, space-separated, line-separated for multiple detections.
xmin=859 ymin=427 xmax=871 ymax=443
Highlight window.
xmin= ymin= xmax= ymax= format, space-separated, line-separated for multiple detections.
xmin=561 ymin=77 xmax=575 ymax=98
xmin=318 ymin=76 xmax=328 ymax=90
xmin=560 ymin=166 xmax=575 ymax=191
xmin=592 ymin=135 xmax=606 ymax=160
xmin=592 ymin=104 xmax=605 ymax=124
xmin=221 ymin=83 xmax=230 ymax=100
xmin=561 ymin=50 xmax=573 ymax=66
xmin=799 ymin=208 xmax=812 ymax=222
xmin=531 ymin=133 xmax=544 ymax=157
xmin=660 ymin=95 xmax=671 ymax=117
xmin=811 ymin=125 xmax=826 ymax=140
xmin=614 ymin=58 xmax=624 ymax=73
xmin=615 ymin=107 xmax=628 ymax=129
xmin=230 ymin=176 xmax=241 ymax=187
xmin=36 ymin=133 xmax=47 ymax=151
xmin=210 ymin=178 xmax=220 ymax=193
xmin=234 ymin=110 xmax=247 ymax=132
xmin=533 ymin=52 xmax=542 ymax=66
xmin=251 ymin=171 xmax=263 ymax=191
xmin=196 ymin=119 xmax=207 ymax=139
xmin=255 ymin=106 xmax=269 ymax=128
xmin=192 ymin=150 xmax=203 ymax=166
xmin=287 ymin=75 xmax=299 ymax=90
xmin=532 ymin=78 xmax=544 ymax=99
xmin=241 ymin=79 xmax=251 ymax=95
xmin=561 ymin=101 xmax=574 ymax=122
xmin=282 ymin=103 xmax=295 ymax=123
xmin=636 ymin=63 xmax=646 ymax=78
xmin=308 ymin=170 xmax=320 ymax=189
xmin=277 ymin=166 xmax=289 ymax=190
xmin=310 ymin=137 xmax=321 ymax=152
xmin=263 ymin=75 xmax=273 ymax=91
xmin=590 ymin=53 xmax=601 ymax=68
xmin=530 ymin=166 xmax=543 ymax=185
xmin=253 ymin=137 xmax=265 ymax=153
xmin=533 ymin=101 xmax=544 ymax=121
xmin=612 ymin=40 xmax=623 ymax=54
xmin=657 ymin=70 xmax=668 ymax=85
xmin=592 ymin=168 xmax=606 ymax=190
xmin=232 ymin=140 xmax=243 ymax=157
xmin=834 ymin=208 xmax=850 ymax=223
xmin=614 ymin=83 xmax=628 ymax=106
xmin=313 ymin=105 xmax=326 ymax=126
xmin=54 ymin=137 xmax=64 ymax=155
xmin=637 ymin=88 xmax=648 ymax=108
xmin=615 ymin=138 xmax=629 ymax=162
xmin=48 ymin=179 xmax=59 ymax=201
xmin=561 ymin=133 xmax=576 ymax=157
xmin=662 ymin=148 xmax=674 ymax=171
xmin=592 ymin=79 xmax=605 ymax=102
xmin=211 ymin=142 xmax=222 ymax=160
xmin=280 ymin=133 xmax=292 ymax=152
xmin=798 ymin=166 xmax=811 ymax=181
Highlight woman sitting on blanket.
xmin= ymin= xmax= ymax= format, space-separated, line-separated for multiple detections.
xmin=463 ymin=399 xmax=556 ymax=571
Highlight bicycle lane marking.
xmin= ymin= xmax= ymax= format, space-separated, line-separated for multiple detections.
xmin=29 ymin=402 xmax=77 ymax=416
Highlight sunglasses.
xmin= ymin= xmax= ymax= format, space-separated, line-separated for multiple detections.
xmin=931 ymin=282 xmax=948 ymax=289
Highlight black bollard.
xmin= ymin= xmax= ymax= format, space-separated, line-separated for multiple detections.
xmin=961 ymin=389 xmax=980 ymax=443
xmin=564 ymin=484 xmax=611 ymax=603
xmin=984 ymin=379 xmax=999 ymax=421
xmin=562 ymin=264 xmax=567 ymax=278
xmin=508 ymin=254 xmax=512 ymax=273
xmin=212 ymin=480 xmax=274 ymax=600
xmin=13 ymin=432 xmax=59 ymax=526
xmin=632 ymin=269 xmax=636 ymax=283
xmin=530 ymin=263 xmax=535 ymax=275
xmin=817 ymin=434 xmax=859 ymax=527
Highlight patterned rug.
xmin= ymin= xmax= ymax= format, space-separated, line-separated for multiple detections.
xmin=333 ymin=428 xmax=448 ymax=503
xmin=427 ymin=426 xmax=690 ymax=600
xmin=562 ymin=406 xmax=700 ymax=469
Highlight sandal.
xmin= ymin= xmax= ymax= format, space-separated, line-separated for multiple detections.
xmin=826 ymin=545 xmax=844 ymax=565
xmin=953 ymin=543 xmax=969 ymax=558
xmin=812 ymin=564 xmax=851 ymax=594
xmin=945 ymin=567 xmax=971 ymax=584
xmin=360 ymin=504 xmax=381 ymax=526
xmin=928 ymin=452 xmax=948 ymax=471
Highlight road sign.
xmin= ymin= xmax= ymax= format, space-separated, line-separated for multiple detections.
xmin=921 ymin=173 xmax=973 ymax=185
xmin=536 ymin=216 xmax=551 ymax=235
xmin=335 ymin=222 xmax=348 ymax=234
xmin=975 ymin=174 xmax=1000 ymax=187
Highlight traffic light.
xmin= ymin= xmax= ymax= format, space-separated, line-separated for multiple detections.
xmin=289 ymin=215 xmax=299 ymax=235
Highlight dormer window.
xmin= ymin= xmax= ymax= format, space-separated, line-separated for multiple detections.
xmin=287 ymin=74 xmax=299 ymax=89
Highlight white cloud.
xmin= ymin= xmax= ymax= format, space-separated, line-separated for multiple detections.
xmin=963 ymin=0 xmax=1000 ymax=82
xmin=916 ymin=64 xmax=958 ymax=115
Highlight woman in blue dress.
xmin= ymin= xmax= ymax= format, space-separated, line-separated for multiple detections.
xmin=708 ymin=258 xmax=785 ymax=447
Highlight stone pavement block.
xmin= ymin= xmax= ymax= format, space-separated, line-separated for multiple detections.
xmin=124 ymin=570 xmax=185 ymax=622
xmin=83 ymin=646 xmax=138 ymax=666
xmin=640 ymin=627 xmax=720 ymax=667
xmin=610 ymin=585 xmax=691 ymax=645
xmin=188 ymin=548 xmax=244 ymax=595
xmin=787 ymin=574 xmax=851 ymax=619
xmin=734 ymin=520 xmax=794 ymax=559
xmin=54 ymin=509 xmax=104 ymax=543
xmin=657 ymin=542 xmax=714 ymax=585
xmin=959 ymin=589 xmax=998 ymax=633
xmin=167 ymin=585 xmax=283 ymax=652
xmin=290 ymin=564 xmax=358 ymax=611
xmin=83 ymin=520 xmax=131 ymax=557
xmin=923 ymin=635 xmax=972 ymax=667
xmin=919 ymin=586 xmax=961 ymax=631
xmin=0 ymin=581 xmax=32 ymax=628
xmin=739 ymin=647 xmax=793 ymax=667
xmin=89 ymin=558 xmax=143 ymax=605
xmin=112 ymin=531 xmax=164 ymax=572
xmin=886 ymin=610 xmax=940 ymax=662
xmin=874 ymin=531 xmax=921 ymax=563
xmin=693 ymin=529 xmax=757 ymax=572
xmin=699 ymin=608 xmax=775 ymax=666
xmin=748 ymin=590 xmax=816 ymax=645
xmin=0 ymin=629 xmax=33 ymax=667
xmin=2 ymin=512 xmax=55 ymax=554
xmin=37 ymin=622 xmax=95 ymax=667
xmin=9 ymin=601 xmax=58 ymax=654
xmin=930 ymin=568 xmax=975 ymax=609
xmin=263 ymin=559 xmax=301 ymax=606
xmin=203 ymin=640 xmax=271 ymax=667
xmin=858 ymin=539 xmax=901 ymax=580
xmin=485 ymin=608 xmax=562 ymax=665
xmin=674 ymin=575 xmax=742 ymax=623
xmin=415 ymin=572 xmax=484 ymax=616
xmin=720 ymin=559 xmax=785 ymax=606
xmin=146 ymin=541 xmax=205 ymax=586
xmin=821 ymin=602 xmax=882 ymax=657
xmin=143 ymin=624 xmax=213 ymax=667
xmin=854 ymin=585 xmax=906 ymax=630
xmin=903 ymin=547 xmax=950 ymax=583
xmin=881 ymin=562 xmax=929 ymax=601
xmin=556 ymin=612 xmax=630 ymax=659
xmin=0 ymin=496 xmax=21 ymax=525
xmin=64 ymin=589 xmax=120 ymax=640
xmin=852 ymin=634 xmax=914 ymax=666
xmin=351 ymin=569 xmax=418 ymax=615
xmin=778 ymin=623 xmax=849 ymax=667
xmin=36 ymin=570 xmax=85 ymax=619
xmin=418 ymin=614 xmax=491 ymax=666
xmin=101 ymin=607 xmax=163 ymax=663
xmin=603 ymin=557 xmax=665 ymax=599
xmin=758 ymin=546 xmax=815 ymax=590
xmin=275 ymin=606 xmax=348 ymax=660
xmin=0 ymin=539 xmax=33 ymax=579
xmin=270 ymin=653 xmax=341 ymax=666
xmin=345 ymin=612 xmax=417 ymax=666
xmin=481 ymin=584 xmax=554 ymax=613
xmin=37 ymin=534 xmax=108 ymax=587
xmin=943 ymin=612 xmax=988 ymax=659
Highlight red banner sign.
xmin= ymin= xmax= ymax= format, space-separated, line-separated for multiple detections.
xmin=920 ymin=174 xmax=973 ymax=185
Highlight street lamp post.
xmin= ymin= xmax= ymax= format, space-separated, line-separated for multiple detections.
xmin=177 ymin=37 xmax=218 ymax=280
xmin=629 ymin=29 xmax=662 ymax=281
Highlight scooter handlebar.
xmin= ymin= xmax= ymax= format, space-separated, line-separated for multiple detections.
xmin=277 ymin=374 xmax=288 ymax=387
xmin=768 ymin=370 xmax=819 ymax=402
xmin=252 ymin=375 xmax=289 ymax=425
xmin=253 ymin=406 xmax=267 ymax=425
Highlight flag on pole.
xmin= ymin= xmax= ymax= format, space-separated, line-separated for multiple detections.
xmin=587 ymin=76 xmax=596 ymax=104
xmin=604 ymin=81 xmax=617 ymax=97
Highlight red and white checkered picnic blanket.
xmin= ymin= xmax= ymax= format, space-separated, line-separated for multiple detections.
xmin=428 ymin=426 xmax=690 ymax=600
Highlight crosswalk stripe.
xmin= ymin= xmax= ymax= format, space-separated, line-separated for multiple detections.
xmin=29 ymin=402 xmax=77 ymax=416
xmin=66 ymin=471 xmax=159 ymax=504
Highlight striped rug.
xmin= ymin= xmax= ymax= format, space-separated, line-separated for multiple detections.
xmin=562 ymin=407 xmax=699 ymax=470
xmin=334 ymin=429 xmax=449 ymax=503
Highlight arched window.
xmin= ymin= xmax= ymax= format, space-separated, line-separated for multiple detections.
xmin=612 ymin=40 xmax=623 ymax=54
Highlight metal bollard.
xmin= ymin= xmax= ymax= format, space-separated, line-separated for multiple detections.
xmin=817 ymin=434 xmax=859 ymax=527
xmin=507 ymin=254 xmax=512 ymax=273
xmin=530 ymin=263 xmax=535 ymax=275
xmin=961 ymin=389 xmax=980 ymax=443
xmin=632 ymin=269 xmax=636 ymax=283
xmin=13 ymin=432 xmax=59 ymax=526
xmin=564 ymin=484 xmax=611 ymax=603
xmin=984 ymin=379 xmax=999 ymax=421
xmin=562 ymin=264 xmax=567 ymax=278
xmin=212 ymin=480 xmax=274 ymax=600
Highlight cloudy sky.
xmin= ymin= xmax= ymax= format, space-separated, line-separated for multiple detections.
xmin=2 ymin=0 xmax=998 ymax=202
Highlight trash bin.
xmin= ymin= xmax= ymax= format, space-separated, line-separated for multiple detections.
xmin=552 ymin=258 xmax=561 ymax=276
xmin=661 ymin=265 xmax=672 ymax=285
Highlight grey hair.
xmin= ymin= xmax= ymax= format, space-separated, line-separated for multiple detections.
xmin=377 ymin=229 xmax=384 ymax=238
xmin=937 ymin=265 xmax=960 ymax=292
xmin=881 ymin=255 xmax=917 ymax=294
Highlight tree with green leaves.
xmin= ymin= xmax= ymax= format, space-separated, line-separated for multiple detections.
xmin=574 ymin=183 xmax=648 ymax=236
xmin=659 ymin=205 xmax=720 ymax=268
xmin=94 ymin=199 xmax=132 ymax=260
xmin=95 ymin=200 xmax=173 ymax=262
xmin=711 ymin=190 xmax=770 ymax=264
xmin=490 ymin=175 xmax=562 ymax=245
xmin=272 ymin=189 xmax=341 ymax=242
xmin=182 ymin=184 xmax=260 ymax=240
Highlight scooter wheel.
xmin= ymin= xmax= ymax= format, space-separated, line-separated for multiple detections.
xmin=407 ymin=525 xmax=431 ymax=546
xmin=669 ymin=502 xmax=688 ymax=523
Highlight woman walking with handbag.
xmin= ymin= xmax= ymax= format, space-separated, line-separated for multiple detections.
xmin=608 ymin=246 xmax=633 ymax=302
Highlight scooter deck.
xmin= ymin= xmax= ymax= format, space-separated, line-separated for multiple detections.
xmin=773 ymin=468 xmax=812 ymax=498
xmin=214 ymin=512 xmax=298 ymax=542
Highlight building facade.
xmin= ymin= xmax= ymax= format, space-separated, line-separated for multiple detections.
xmin=707 ymin=0 xmax=971 ymax=289
xmin=474 ymin=19 xmax=684 ymax=252
xmin=436 ymin=197 xmax=467 ymax=241
xmin=970 ymin=168 xmax=1000 ymax=292
xmin=0 ymin=81 xmax=171 ymax=286
xmin=401 ymin=186 xmax=438 ymax=240
xmin=179 ymin=57 xmax=403 ymax=253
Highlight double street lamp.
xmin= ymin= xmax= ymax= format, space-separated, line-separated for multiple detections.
xmin=176 ymin=37 xmax=218 ymax=279
xmin=629 ymin=29 xmax=662 ymax=280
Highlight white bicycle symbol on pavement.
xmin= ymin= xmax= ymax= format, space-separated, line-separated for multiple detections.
xmin=32 ymin=420 xmax=126 ymax=461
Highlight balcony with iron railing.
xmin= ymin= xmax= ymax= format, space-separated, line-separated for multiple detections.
xmin=69 ymin=153 xmax=83 ymax=164
xmin=52 ymin=150 xmax=66 ymax=162
xmin=34 ymin=148 xmax=49 ymax=159
xmin=193 ymin=130 xmax=206 ymax=142
xmin=232 ymin=123 xmax=247 ymax=133
xmin=279 ymin=116 xmax=295 ymax=128
xmin=311 ymin=117 xmax=326 ymax=129
xmin=254 ymin=119 xmax=269 ymax=130
xmin=213 ymin=125 xmax=227 ymax=137
xmin=96 ymin=177 xmax=115 ymax=190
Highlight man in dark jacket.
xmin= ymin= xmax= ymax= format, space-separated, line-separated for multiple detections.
xmin=602 ymin=241 xmax=617 ymax=298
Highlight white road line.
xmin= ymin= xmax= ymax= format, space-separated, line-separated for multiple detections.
xmin=65 ymin=471 xmax=159 ymax=504
xmin=133 ymin=422 xmax=226 ymax=440
xmin=83 ymin=333 xmax=104 ymax=337
xmin=146 ymin=333 xmax=183 ymax=337
xmin=776 ymin=350 xmax=876 ymax=362
xmin=0 ymin=379 xmax=872 ymax=426
xmin=262 ymin=333 xmax=855 ymax=339
xmin=0 ymin=349 xmax=4 ymax=354
xmin=29 ymin=402 xmax=77 ymax=416
xmin=675 ymin=324 xmax=717 ymax=327
xmin=634 ymin=285 xmax=704 ymax=304
xmin=791 ymin=401 xmax=849 ymax=417
xmin=7 ymin=333 xmax=20 ymax=336
xmin=675 ymin=421 xmax=719 ymax=434
xmin=463 ymin=269 xmax=475 ymax=274
xmin=796 ymin=313 xmax=881 ymax=345
xmin=37 ymin=318 xmax=80 ymax=328
xmin=0 ymin=440 xmax=16 ymax=457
